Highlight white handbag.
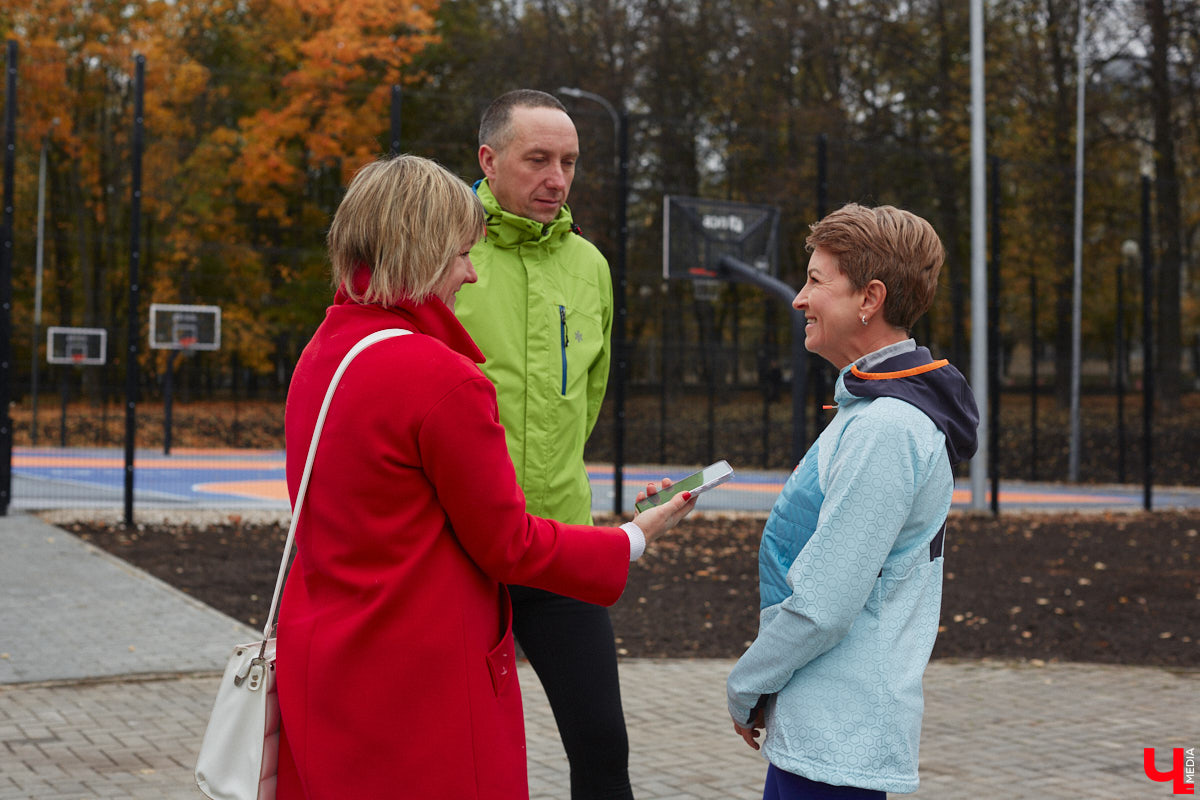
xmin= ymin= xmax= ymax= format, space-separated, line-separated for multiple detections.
xmin=195 ymin=329 xmax=411 ymax=800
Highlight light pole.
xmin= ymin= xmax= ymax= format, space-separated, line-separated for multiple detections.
xmin=31 ymin=137 xmax=47 ymax=445
xmin=558 ymin=87 xmax=629 ymax=514
xmin=32 ymin=122 xmax=56 ymax=446
xmin=969 ymin=0 xmax=989 ymax=511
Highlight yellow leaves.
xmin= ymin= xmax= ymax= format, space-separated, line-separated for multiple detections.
xmin=170 ymin=61 xmax=212 ymax=100
xmin=6 ymin=0 xmax=441 ymax=383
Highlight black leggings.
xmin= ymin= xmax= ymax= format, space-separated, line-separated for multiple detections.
xmin=509 ymin=584 xmax=633 ymax=800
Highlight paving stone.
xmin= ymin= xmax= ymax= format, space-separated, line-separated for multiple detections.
xmin=3 ymin=512 xmax=1199 ymax=799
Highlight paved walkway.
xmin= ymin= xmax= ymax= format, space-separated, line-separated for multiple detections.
xmin=1 ymin=511 xmax=1195 ymax=799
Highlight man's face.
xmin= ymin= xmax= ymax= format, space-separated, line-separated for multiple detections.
xmin=479 ymin=106 xmax=579 ymax=224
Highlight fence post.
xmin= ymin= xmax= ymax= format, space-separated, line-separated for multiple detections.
xmin=124 ymin=55 xmax=145 ymax=526
xmin=988 ymin=155 xmax=1000 ymax=514
xmin=390 ymin=85 xmax=402 ymax=155
xmin=1029 ymin=270 xmax=1038 ymax=481
xmin=1140 ymin=174 xmax=1153 ymax=510
xmin=1117 ymin=240 xmax=1136 ymax=483
xmin=812 ymin=134 xmax=829 ymax=429
xmin=0 ymin=40 xmax=17 ymax=517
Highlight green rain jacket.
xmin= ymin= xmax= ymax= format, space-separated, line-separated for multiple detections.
xmin=455 ymin=179 xmax=613 ymax=525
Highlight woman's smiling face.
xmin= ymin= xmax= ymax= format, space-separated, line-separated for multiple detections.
xmin=792 ymin=247 xmax=865 ymax=369
xmin=433 ymin=239 xmax=479 ymax=311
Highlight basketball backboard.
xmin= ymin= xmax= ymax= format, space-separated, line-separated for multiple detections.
xmin=148 ymin=303 xmax=221 ymax=350
xmin=663 ymin=195 xmax=780 ymax=281
xmin=47 ymin=326 xmax=107 ymax=365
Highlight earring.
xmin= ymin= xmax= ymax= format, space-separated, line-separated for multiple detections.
xmin=861 ymin=315 xmax=869 ymax=326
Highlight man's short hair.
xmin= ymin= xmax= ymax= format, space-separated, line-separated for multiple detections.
xmin=805 ymin=203 xmax=944 ymax=331
xmin=478 ymin=89 xmax=568 ymax=152
xmin=328 ymin=155 xmax=485 ymax=305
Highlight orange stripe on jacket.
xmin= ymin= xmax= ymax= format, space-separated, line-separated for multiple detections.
xmin=850 ymin=359 xmax=949 ymax=380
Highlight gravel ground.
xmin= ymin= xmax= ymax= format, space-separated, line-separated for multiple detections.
xmin=61 ymin=507 xmax=1200 ymax=667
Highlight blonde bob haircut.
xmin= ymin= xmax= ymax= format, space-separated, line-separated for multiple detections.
xmin=328 ymin=154 xmax=485 ymax=306
xmin=805 ymin=203 xmax=944 ymax=332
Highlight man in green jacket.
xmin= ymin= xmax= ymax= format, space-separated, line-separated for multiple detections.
xmin=455 ymin=90 xmax=627 ymax=799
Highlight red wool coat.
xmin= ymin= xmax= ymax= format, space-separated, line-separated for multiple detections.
xmin=275 ymin=292 xmax=631 ymax=800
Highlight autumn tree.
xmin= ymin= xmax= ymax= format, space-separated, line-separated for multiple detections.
xmin=3 ymin=0 xmax=441 ymax=397
xmin=4 ymin=0 xmax=1195 ymax=419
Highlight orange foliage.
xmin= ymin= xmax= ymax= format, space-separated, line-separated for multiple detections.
xmin=234 ymin=0 xmax=438 ymax=208
xmin=3 ymin=0 xmax=438 ymax=378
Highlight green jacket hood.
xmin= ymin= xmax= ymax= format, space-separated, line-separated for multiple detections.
xmin=474 ymin=178 xmax=579 ymax=249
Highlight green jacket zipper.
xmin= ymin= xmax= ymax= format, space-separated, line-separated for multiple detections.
xmin=558 ymin=305 xmax=568 ymax=396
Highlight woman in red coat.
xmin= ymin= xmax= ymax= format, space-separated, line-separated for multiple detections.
xmin=275 ymin=155 xmax=695 ymax=800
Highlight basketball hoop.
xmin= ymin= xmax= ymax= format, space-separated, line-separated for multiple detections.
xmin=148 ymin=303 xmax=222 ymax=351
xmin=47 ymin=327 xmax=107 ymax=366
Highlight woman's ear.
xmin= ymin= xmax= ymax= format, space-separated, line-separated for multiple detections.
xmin=861 ymin=279 xmax=887 ymax=318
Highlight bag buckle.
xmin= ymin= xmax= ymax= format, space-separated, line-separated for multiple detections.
xmin=233 ymin=654 xmax=269 ymax=691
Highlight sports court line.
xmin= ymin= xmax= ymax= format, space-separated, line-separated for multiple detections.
xmin=11 ymin=448 xmax=1197 ymax=511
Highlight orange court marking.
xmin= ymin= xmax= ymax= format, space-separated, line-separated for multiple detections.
xmin=14 ymin=454 xmax=285 ymax=470
xmin=195 ymin=480 xmax=289 ymax=501
xmin=950 ymin=488 xmax=1127 ymax=504
xmin=160 ymin=447 xmax=282 ymax=457
xmin=716 ymin=481 xmax=789 ymax=494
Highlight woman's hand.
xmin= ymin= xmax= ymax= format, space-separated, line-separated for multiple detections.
xmin=732 ymin=707 xmax=765 ymax=750
xmin=631 ymin=478 xmax=698 ymax=545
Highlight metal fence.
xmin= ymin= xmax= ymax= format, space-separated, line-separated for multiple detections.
xmin=3 ymin=55 xmax=1198 ymax=518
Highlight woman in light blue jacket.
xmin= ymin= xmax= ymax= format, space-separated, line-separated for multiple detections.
xmin=727 ymin=203 xmax=979 ymax=799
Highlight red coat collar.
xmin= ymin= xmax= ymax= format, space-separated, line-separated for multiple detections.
xmin=332 ymin=270 xmax=484 ymax=364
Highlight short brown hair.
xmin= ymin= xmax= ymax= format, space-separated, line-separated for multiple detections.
xmin=805 ymin=203 xmax=944 ymax=331
xmin=478 ymin=89 xmax=568 ymax=152
xmin=328 ymin=155 xmax=485 ymax=306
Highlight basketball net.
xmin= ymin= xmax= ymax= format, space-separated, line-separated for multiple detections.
xmin=693 ymin=278 xmax=722 ymax=303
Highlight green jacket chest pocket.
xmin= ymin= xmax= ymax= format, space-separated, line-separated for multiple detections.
xmin=552 ymin=303 xmax=603 ymax=397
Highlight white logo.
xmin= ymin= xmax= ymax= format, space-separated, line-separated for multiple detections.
xmin=701 ymin=214 xmax=744 ymax=234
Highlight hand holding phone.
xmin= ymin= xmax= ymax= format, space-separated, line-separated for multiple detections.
xmin=634 ymin=460 xmax=734 ymax=513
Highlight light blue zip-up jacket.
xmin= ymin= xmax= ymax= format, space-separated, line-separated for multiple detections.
xmin=727 ymin=341 xmax=978 ymax=794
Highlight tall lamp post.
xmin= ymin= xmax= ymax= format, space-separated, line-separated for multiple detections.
xmin=558 ymin=87 xmax=629 ymax=514
xmin=32 ymin=126 xmax=55 ymax=446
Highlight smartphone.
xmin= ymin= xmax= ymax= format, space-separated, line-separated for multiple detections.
xmin=634 ymin=460 xmax=734 ymax=513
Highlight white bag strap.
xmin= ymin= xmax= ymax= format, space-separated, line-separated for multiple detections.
xmin=258 ymin=328 xmax=413 ymax=645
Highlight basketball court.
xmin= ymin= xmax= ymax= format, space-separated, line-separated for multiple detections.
xmin=10 ymin=446 xmax=1200 ymax=514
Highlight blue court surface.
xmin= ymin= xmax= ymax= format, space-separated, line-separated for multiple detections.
xmin=10 ymin=446 xmax=1200 ymax=514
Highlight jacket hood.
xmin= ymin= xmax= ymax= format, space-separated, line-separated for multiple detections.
xmin=474 ymin=178 xmax=578 ymax=249
xmin=840 ymin=346 xmax=980 ymax=465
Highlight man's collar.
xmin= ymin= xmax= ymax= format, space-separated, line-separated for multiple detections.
xmin=475 ymin=178 xmax=574 ymax=244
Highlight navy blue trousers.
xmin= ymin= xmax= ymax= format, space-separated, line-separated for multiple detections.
xmin=763 ymin=764 xmax=887 ymax=800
